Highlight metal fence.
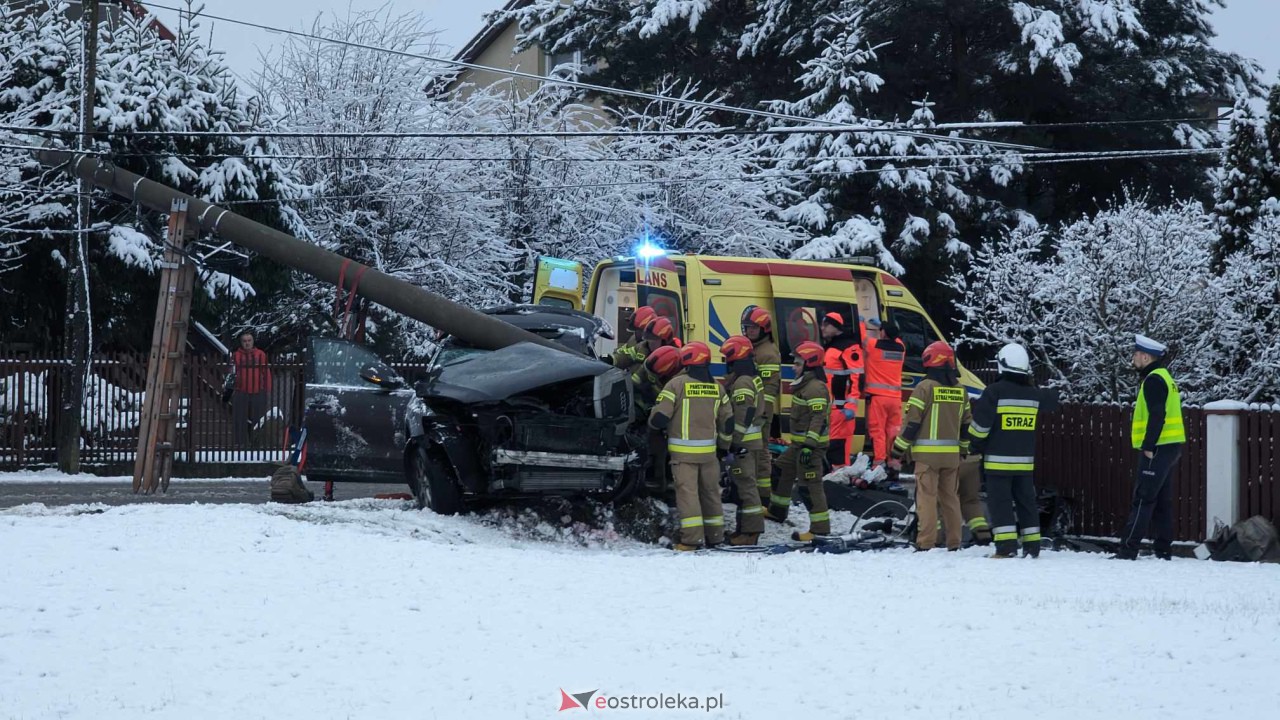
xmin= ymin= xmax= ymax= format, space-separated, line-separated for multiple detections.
xmin=0 ymin=353 xmax=430 ymax=473
xmin=1036 ymin=404 xmax=1207 ymax=542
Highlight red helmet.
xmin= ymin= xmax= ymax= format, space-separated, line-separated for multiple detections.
xmin=922 ymin=341 xmax=956 ymax=369
xmin=741 ymin=306 xmax=772 ymax=334
xmin=648 ymin=316 xmax=676 ymax=344
xmin=631 ymin=306 xmax=658 ymax=333
xmin=823 ymin=312 xmax=846 ymax=329
xmin=720 ymin=335 xmax=754 ymax=363
xmin=793 ymin=341 xmax=825 ymax=369
xmin=679 ymin=341 xmax=712 ymax=367
xmin=644 ymin=345 xmax=683 ymax=379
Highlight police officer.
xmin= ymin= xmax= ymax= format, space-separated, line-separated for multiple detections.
xmin=608 ymin=306 xmax=657 ymax=368
xmin=741 ymin=306 xmax=781 ymax=505
xmin=862 ymin=317 xmax=907 ymax=473
xmin=820 ymin=312 xmax=863 ymax=469
xmin=720 ymin=336 xmax=766 ymax=545
xmin=1115 ymin=334 xmax=1185 ymax=561
xmin=631 ymin=345 xmax=684 ymax=492
xmin=969 ymin=343 xmax=1059 ymax=558
xmin=650 ymin=342 xmax=733 ymax=551
xmin=892 ymin=341 xmax=970 ymax=551
xmin=765 ymin=341 xmax=833 ymax=541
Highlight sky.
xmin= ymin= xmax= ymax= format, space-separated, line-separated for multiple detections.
xmin=149 ymin=0 xmax=1280 ymax=90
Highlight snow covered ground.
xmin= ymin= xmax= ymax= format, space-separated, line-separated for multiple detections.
xmin=3 ymin=498 xmax=1279 ymax=719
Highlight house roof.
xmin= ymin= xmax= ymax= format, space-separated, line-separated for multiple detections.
xmin=121 ymin=1 xmax=176 ymax=42
xmin=453 ymin=0 xmax=533 ymax=65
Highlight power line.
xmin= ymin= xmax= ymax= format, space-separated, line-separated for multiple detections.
xmin=136 ymin=1 xmax=1043 ymax=153
xmin=205 ymin=146 xmax=1224 ymax=206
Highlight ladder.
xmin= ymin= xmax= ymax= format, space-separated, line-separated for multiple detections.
xmin=133 ymin=199 xmax=197 ymax=494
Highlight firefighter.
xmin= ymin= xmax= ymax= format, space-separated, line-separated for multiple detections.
xmin=969 ymin=343 xmax=1059 ymax=558
xmin=820 ymin=312 xmax=863 ymax=469
xmin=862 ymin=317 xmax=907 ymax=473
xmin=607 ymin=306 xmax=657 ymax=368
xmin=650 ymin=341 xmax=733 ymax=551
xmin=741 ymin=306 xmax=781 ymax=505
xmin=720 ymin=335 xmax=767 ymax=545
xmin=647 ymin=316 xmax=679 ymax=349
xmin=631 ymin=345 xmax=684 ymax=492
xmin=892 ymin=341 xmax=970 ymax=551
xmin=765 ymin=341 xmax=832 ymax=541
xmin=1115 ymin=334 xmax=1185 ymax=561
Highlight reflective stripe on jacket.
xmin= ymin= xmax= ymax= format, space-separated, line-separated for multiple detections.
xmin=894 ymin=378 xmax=970 ymax=469
xmin=752 ymin=339 xmax=782 ymax=430
xmin=650 ymin=372 xmax=733 ymax=460
xmin=864 ymin=338 xmax=906 ymax=398
xmin=727 ymin=373 xmax=766 ymax=449
xmin=788 ymin=374 xmax=831 ymax=449
xmin=969 ymin=379 xmax=1059 ymax=475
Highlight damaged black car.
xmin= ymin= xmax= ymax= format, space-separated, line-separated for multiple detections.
xmin=301 ymin=305 xmax=644 ymax=513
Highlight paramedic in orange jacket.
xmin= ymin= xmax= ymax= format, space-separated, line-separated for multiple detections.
xmin=862 ymin=317 xmax=907 ymax=470
xmin=820 ymin=312 xmax=862 ymax=469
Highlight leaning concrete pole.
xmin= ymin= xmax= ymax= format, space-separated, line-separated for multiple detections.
xmin=37 ymin=149 xmax=566 ymax=353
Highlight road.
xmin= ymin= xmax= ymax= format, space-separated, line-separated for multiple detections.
xmin=0 ymin=479 xmax=410 ymax=509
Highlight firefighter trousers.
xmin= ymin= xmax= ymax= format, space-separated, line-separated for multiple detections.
xmin=770 ymin=446 xmax=830 ymax=535
xmin=1120 ymin=444 xmax=1183 ymax=556
xmin=866 ymin=395 xmax=902 ymax=464
xmin=729 ymin=452 xmax=764 ymax=535
xmin=958 ymin=459 xmax=991 ymax=543
xmin=915 ymin=462 xmax=962 ymax=550
xmin=986 ymin=472 xmax=1039 ymax=556
xmin=754 ymin=446 xmax=773 ymax=506
xmin=672 ymin=459 xmax=725 ymax=547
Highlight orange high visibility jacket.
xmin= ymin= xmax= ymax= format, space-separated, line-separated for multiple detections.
xmin=864 ymin=338 xmax=906 ymax=399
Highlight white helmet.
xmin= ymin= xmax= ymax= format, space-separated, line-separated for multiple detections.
xmin=996 ymin=343 xmax=1031 ymax=375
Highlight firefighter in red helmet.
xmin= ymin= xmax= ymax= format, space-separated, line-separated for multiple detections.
xmin=892 ymin=341 xmax=972 ymax=551
xmin=765 ymin=341 xmax=833 ymax=541
xmin=720 ymin=335 xmax=766 ymax=545
xmin=741 ymin=306 xmax=781 ymax=505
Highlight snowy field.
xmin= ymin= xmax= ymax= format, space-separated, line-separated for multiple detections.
xmin=3 ymin=498 xmax=1279 ymax=720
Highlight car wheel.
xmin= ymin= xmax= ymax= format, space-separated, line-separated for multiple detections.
xmin=411 ymin=444 xmax=462 ymax=515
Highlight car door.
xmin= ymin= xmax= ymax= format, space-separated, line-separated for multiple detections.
xmin=303 ymin=337 xmax=414 ymax=482
xmin=635 ymin=255 xmax=685 ymax=342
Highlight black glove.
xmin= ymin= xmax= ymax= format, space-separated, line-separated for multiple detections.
xmin=602 ymin=355 xmax=615 ymax=366
xmin=717 ymin=449 xmax=731 ymax=463
xmin=731 ymin=445 xmax=749 ymax=458
xmin=221 ymin=388 xmax=233 ymax=405
xmin=798 ymin=447 xmax=813 ymax=464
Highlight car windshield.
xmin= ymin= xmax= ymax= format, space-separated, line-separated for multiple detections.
xmin=436 ymin=346 xmax=487 ymax=366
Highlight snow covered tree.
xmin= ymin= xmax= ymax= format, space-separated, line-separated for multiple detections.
xmin=503 ymin=0 xmax=1260 ymax=324
xmin=0 ymin=2 xmax=305 ymax=350
xmin=953 ymin=199 xmax=1221 ymax=403
xmin=1211 ymin=96 xmax=1271 ymax=271
xmin=254 ymin=8 xmax=515 ymax=356
xmin=1211 ymin=212 xmax=1280 ymax=402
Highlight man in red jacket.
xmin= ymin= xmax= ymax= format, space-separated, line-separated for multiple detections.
xmin=228 ymin=331 xmax=273 ymax=447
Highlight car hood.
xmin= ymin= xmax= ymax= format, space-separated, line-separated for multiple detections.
xmin=421 ymin=341 xmax=612 ymax=404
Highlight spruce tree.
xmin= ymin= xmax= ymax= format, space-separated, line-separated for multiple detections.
xmin=1211 ymin=96 xmax=1269 ymax=272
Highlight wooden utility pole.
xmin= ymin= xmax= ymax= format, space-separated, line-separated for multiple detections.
xmin=134 ymin=200 xmax=197 ymax=495
xmin=57 ymin=0 xmax=100 ymax=473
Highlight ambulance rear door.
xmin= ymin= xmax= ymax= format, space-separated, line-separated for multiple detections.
xmin=635 ymin=255 xmax=685 ymax=343
xmin=531 ymin=256 xmax=583 ymax=311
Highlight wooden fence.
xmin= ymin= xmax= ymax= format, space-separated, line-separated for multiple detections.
xmin=1239 ymin=409 xmax=1280 ymax=528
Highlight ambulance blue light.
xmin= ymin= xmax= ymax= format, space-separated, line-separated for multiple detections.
xmin=636 ymin=241 xmax=666 ymax=260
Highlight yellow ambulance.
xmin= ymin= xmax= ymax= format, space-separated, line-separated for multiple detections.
xmin=534 ymin=253 xmax=983 ymax=447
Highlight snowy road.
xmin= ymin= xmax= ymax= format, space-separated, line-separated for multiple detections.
xmin=3 ymin=499 xmax=1279 ymax=720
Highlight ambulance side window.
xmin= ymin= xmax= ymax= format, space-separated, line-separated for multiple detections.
xmin=775 ymin=298 xmax=855 ymax=363
xmin=888 ymin=307 xmax=939 ymax=374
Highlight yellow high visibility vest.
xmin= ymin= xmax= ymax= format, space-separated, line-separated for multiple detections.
xmin=1131 ymin=368 xmax=1185 ymax=448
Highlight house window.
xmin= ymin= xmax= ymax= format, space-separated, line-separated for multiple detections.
xmin=545 ymin=49 xmax=584 ymax=78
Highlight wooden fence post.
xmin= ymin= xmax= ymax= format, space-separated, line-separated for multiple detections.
xmin=1204 ymin=400 xmax=1245 ymax=537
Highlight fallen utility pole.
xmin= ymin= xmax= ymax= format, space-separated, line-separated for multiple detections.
xmin=35 ymin=149 xmax=568 ymax=354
